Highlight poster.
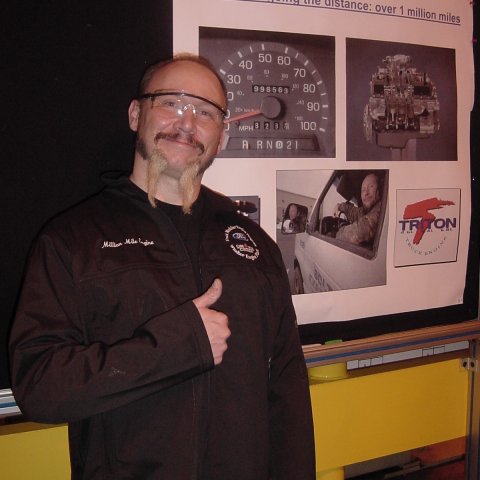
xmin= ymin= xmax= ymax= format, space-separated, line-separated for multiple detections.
xmin=173 ymin=0 xmax=474 ymax=325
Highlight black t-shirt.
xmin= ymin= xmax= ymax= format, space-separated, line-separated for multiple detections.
xmin=155 ymin=194 xmax=205 ymax=294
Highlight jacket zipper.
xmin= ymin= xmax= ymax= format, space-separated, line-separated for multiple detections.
xmin=160 ymin=211 xmax=210 ymax=479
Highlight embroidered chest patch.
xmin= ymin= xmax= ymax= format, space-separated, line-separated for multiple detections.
xmin=224 ymin=225 xmax=260 ymax=261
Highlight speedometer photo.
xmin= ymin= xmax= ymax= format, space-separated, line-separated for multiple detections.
xmin=200 ymin=27 xmax=335 ymax=158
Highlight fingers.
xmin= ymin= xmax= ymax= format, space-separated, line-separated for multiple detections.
xmin=192 ymin=279 xmax=230 ymax=365
xmin=203 ymin=310 xmax=230 ymax=365
xmin=192 ymin=278 xmax=222 ymax=310
xmin=333 ymin=203 xmax=340 ymax=217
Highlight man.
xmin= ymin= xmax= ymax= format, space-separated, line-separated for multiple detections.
xmin=288 ymin=203 xmax=306 ymax=233
xmin=9 ymin=54 xmax=315 ymax=479
xmin=333 ymin=172 xmax=382 ymax=246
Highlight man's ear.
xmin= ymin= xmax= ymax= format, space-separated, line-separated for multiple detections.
xmin=128 ymin=99 xmax=141 ymax=132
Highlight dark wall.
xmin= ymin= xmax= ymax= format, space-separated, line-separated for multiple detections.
xmin=1 ymin=1 xmax=173 ymax=389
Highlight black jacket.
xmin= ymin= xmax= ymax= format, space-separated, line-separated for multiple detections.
xmin=9 ymin=176 xmax=315 ymax=479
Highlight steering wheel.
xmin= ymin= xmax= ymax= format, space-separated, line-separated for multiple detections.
xmin=321 ymin=215 xmax=350 ymax=236
xmin=337 ymin=212 xmax=349 ymax=230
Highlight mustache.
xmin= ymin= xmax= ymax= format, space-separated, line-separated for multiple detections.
xmin=154 ymin=132 xmax=205 ymax=155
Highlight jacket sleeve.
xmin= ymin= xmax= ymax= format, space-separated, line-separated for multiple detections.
xmin=336 ymin=202 xmax=380 ymax=245
xmin=9 ymin=229 xmax=214 ymax=424
xmin=268 ymin=266 xmax=316 ymax=480
xmin=338 ymin=201 xmax=362 ymax=223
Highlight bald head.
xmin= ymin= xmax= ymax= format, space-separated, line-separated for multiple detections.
xmin=138 ymin=54 xmax=227 ymax=109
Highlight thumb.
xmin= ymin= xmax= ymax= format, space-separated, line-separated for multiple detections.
xmin=193 ymin=278 xmax=223 ymax=309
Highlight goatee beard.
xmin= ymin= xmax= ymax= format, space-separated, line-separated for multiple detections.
xmin=178 ymin=161 xmax=201 ymax=214
xmin=146 ymin=149 xmax=168 ymax=208
xmin=144 ymin=144 xmax=203 ymax=214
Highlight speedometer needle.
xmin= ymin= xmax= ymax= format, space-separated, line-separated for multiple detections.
xmin=224 ymin=96 xmax=283 ymax=124
xmin=225 ymin=109 xmax=261 ymax=124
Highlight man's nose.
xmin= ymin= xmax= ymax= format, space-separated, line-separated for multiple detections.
xmin=174 ymin=105 xmax=197 ymax=134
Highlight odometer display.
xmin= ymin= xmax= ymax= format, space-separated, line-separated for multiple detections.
xmin=252 ymin=85 xmax=290 ymax=94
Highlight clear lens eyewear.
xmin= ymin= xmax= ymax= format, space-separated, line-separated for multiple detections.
xmin=138 ymin=91 xmax=226 ymax=130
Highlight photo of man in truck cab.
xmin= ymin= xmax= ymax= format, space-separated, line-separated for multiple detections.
xmin=277 ymin=169 xmax=388 ymax=294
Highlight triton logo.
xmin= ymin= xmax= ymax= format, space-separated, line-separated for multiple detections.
xmin=394 ymin=190 xmax=460 ymax=268
xmin=398 ymin=197 xmax=456 ymax=245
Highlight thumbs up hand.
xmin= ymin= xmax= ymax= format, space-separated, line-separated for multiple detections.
xmin=193 ymin=279 xmax=230 ymax=365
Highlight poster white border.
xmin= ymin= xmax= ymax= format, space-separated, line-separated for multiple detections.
xmin=172 ymin=0 xmax=474 ymax=324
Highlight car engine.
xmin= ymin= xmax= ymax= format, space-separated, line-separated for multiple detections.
xmin=363 ymin=54 xmax=440 ymax=149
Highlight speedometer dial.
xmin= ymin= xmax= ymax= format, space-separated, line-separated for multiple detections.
xmin=200 ymin=30 xmax=335 ymax=158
